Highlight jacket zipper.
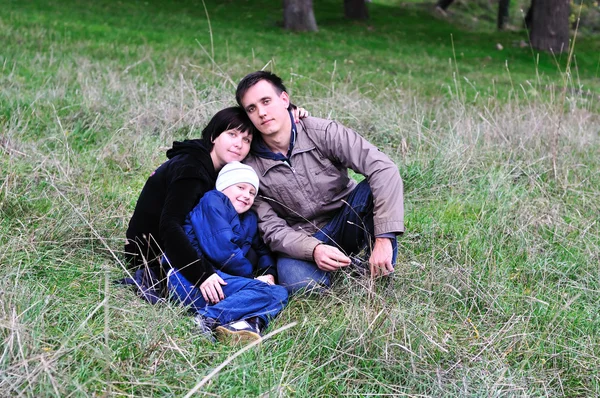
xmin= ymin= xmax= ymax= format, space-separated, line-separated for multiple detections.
xmin=283 ymin=160 xmax=296 ymax=173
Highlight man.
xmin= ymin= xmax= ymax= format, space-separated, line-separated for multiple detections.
xmin=236 ymin=71 xmax=404 ymax=294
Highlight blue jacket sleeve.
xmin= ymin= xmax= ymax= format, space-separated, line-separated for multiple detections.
xmin=190 ymin=193 xmax=254 ymax=274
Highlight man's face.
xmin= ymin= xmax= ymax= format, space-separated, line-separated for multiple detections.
xmin=240 ymin=80 xmax=291 ymax=137
xmin=221 ymin=182 xmax=256 ymax=214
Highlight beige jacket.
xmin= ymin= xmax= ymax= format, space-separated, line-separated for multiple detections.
xmin=244 ymin=116 xmax=404 ymax=261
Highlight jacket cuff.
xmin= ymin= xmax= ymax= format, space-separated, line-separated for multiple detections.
xmin=374 ymin=220 xmax=405 ymax=237
xmin=198 ymin=272 xmax=212 ymax=285
xmin=188 ymin=263 xmax=216 ymax=287
xmin=303 ymin=238 xmax=323 ymax=261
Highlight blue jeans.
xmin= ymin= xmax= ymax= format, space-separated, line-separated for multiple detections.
xmin=277 ymin=180 xmax=398 ymax=295
xmin=167 ymin=269 xmax=288 ymax=326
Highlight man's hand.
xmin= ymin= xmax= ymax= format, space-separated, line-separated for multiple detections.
xmin=255 ymin=274 xmax=275 ymax=285
xmin=200 ymin=273 xmax=227 ymax=304
xmin=313 ymin=244 xmax=351 ymax=272
xmin=369 ymin=238 xmax=395 ymax=278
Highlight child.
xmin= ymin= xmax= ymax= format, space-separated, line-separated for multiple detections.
xmin=167 ymin=162 xmax=288 ymax=343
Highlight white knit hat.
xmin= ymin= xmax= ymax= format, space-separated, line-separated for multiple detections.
xmin=215 ymin=162 xmax=260 ymax=192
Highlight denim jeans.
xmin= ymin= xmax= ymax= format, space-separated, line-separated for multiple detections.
xmin=277 ymin=180 xmax=398 ymax=295
xmin=167 ymin=269 xmax=288 ymax=326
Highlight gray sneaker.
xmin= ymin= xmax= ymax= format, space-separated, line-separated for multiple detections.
xmin=194 ymin=314 xmax=217 ymax=342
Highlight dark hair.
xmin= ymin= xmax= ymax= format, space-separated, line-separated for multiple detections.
xmin=201 ymin=107 xmax=256 ymax=148
xmin=235 ymin=71 xmax=289 ymax=109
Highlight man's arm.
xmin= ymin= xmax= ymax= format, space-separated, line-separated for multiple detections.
xmin=318 ymin=121 xmax=404 ymax=274
xmin=254 ymin=196 xmax=322 ymax=261
xmin=255 ymin=196 xmax=351 ymax=271
xmin=319 ymin=120 xmax=404 ymax=235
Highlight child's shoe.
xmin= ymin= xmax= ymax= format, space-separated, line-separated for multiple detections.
xmin=246 ymin=316 xmax=265 ymax=334
xmin=194 ymin=314 xmax=218 ymax=342
xmin=215 ymin=317 xmax=263 ymax=344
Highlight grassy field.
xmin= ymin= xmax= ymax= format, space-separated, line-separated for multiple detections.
xmin=1 ymin=0 xmax=600 ymax=396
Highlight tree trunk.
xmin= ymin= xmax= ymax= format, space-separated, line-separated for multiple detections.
xmin=283 ymin=0 xmax=318 ymax=32
xmin=344 ymin=0 xmax=369 ymax=20
xmin=436 ymin=0 xmax=455 ymax=11
xmin=497 ymin=0 xmax=510 ymax=30
xmin=524 ymin=0 xmax=535 ymax=30
xmin=529 ymin=0 xmax=570 ymax=53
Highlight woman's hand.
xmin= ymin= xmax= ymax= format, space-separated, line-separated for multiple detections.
xmin=292 ymin=106 xmax=310 ymax=123
xmin=200 ymin=273 xmax=227 ymax=304
xmin=255 ymin=274 xmax=275 ymax=285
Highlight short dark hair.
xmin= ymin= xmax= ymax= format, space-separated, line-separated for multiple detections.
xmin=235 ymin=71 xmax=288 ymax=108
xmin=201 ymin=107 xmax=256 ymax=148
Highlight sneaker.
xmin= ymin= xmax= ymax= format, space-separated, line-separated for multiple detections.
xmin=349 ymin=257 xmax=369 ymax=277
xmin=246 ymin=316 xmax=265 ymax=334
xmin=215 ymin=318 xmax=262 ymax=344
xmin=194 ymin=314 xmax=218 ymax=342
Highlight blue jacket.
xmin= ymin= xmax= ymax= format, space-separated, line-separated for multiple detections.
xmin=183 ymin=190 xmax=276 ymax=279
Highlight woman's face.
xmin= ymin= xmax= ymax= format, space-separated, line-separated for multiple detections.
xmin=210 ymin=128 xmax=252 ymax=170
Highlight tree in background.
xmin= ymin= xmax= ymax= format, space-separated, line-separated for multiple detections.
xmin=497 ymin=0 xmax=510 ymax=29
xmin=435 ymin=0 xmax=455 ymax=13
xmin=529 ymin=0 xmax=570 ymax=52
xmin=345 ymin=0 xmax=370 ymax=20
xmin=524 ymin=0 xmax=535 ymax=29
xmin=437 ymin=0 xmax=510 ymax=30
xmin=283 ymin=0 xmax=318 ymax=31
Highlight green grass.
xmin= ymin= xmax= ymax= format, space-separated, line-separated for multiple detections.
xmin=1 ymin=0 xmax=600 ymax=396
xmin=3 ymin=0 xmax=600 ymax=101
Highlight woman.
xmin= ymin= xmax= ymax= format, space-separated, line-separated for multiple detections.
xmin=124 ymin=107 xmax=255 ymax=294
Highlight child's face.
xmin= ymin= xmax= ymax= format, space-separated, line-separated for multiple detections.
xmin=221 ymin=182 xmax=256 ymax=214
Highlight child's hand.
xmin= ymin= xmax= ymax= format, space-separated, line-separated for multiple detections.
xmin=255 ymin=275 xmax=275 ymax=285
xmin=200 ymin=273 xmax=227 ymax=303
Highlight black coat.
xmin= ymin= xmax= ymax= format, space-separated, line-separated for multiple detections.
xmin=125 ymin=139 xmax=217 ymax=286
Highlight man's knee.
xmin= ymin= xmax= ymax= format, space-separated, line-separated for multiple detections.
xmin=279 ymin=262 xmax=325 ymax=284
xmin=282 ymin=277 xmax=330 ymax=296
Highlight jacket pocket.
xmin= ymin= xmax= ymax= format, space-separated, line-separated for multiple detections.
xmin=308 ymin=153 xmax=337 ymax=176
